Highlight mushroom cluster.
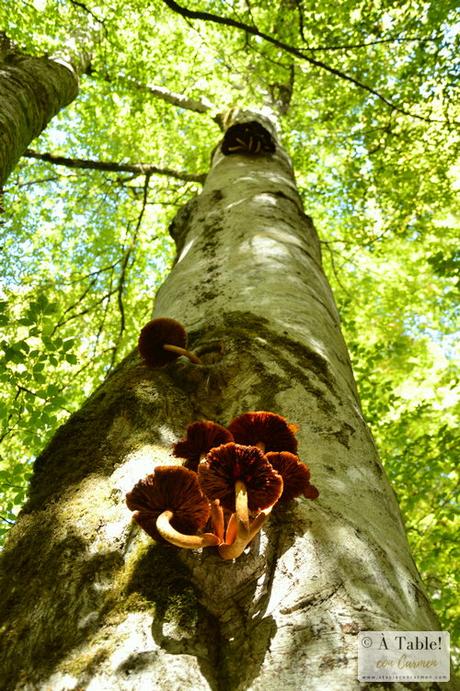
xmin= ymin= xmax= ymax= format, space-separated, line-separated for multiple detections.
xmin=220 ymin=121 xmax=276 ymax=156
xmin=126 ymin=411 xmax=319 ymax=560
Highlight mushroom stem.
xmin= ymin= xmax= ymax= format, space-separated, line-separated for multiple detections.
xmin=218 ymin=520 xmax=250 ymax=560
xmin=218 ymin=508 xmax=271 ymax=560
xmin=235 ymin=479 xmax=249 ymax=528
xmin=162 ymin=344 xmax=202 ymax=364
xmin=156 ymin=510 xmax=220 ymax=549
xmin=210 ymin=500 xmax=225 ymax=543
xmin=225 ymin=512 xmax=238 ymax=545
xmin=254 ymin=441 xmax=266 ymax=452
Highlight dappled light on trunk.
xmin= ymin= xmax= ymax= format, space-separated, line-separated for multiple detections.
xmin=0 ymin=110 xmax=450 ymax=690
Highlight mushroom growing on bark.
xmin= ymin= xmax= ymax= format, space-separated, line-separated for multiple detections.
xmin=173 ymin=420 xmax=234 ymax=471
xmin=228 ymin=411 xmax=298 ymax=453
xmin=221 ymin=121 xmax=276 ymax=156
xmin=138 ymin=317 xmax=202 ymax=367
xmin=126 ymin=466 xmax=219 ymax=548
xmin=265 ymin=451 xmax=319 ymax=502
xmin=198 ymin=443 xmax=283 ymax=559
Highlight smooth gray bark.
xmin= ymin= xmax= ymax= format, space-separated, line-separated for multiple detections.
xmin=0 ymin=34 xmax=89 ymax=187
xmin=0 ymin=112 xmax=450 ymax=690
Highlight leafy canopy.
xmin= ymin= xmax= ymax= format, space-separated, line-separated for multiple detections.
xmin=0 ymin=0 xmax=458 ymax=655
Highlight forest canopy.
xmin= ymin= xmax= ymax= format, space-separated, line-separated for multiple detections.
xmin=0 ymin=0 xmax=459 ymax=658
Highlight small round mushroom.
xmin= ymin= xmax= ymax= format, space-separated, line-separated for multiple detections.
xmin=126 ymin=466 xmax=219 ymax=548
xmin=173 ymin=420 xmax=234 ymax=471
xmin=138 ymin=317 xmax=202 ymax=367
xmin=265 ymin=451 xmax=319 ymax=503
xmin=198 ymin=443 xmax=283 ymax=560
xmin=228 ymin=411 xmax=298 ymax=453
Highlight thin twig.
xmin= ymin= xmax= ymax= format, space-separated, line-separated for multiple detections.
xmin=91 ymin=266 xmax=116 ymax=360
xmin=53 ymin=288 xmax=118 ymax=329
xmin=52 ymin=278 xmax=98 ymax=333
xmin=59 ymin=258 xmax=123 ymax=285
xmin=1 ymin=515 xmax=15 ymax=525
xmin=301 ymin=34 xmax=443 ymax=52
xmin=322 ymin=242 xmax=351 ymax=297
xmin=109 ymin=174 xmax=151 ymax=369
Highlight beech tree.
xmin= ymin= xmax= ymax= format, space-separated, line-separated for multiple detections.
xmin=0 ymin=1 xmax=458 ymax=688
xmin=0 ymin=106 xmax=450 ymax=690
xmin=0 ymin=27 xmax=96 ymax=187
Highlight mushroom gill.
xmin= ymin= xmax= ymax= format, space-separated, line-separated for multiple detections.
xmin=265 ymin=451 xmax=319 ymax=502
xmin=173 ymin=420 xmax=234 ymax=471
xmin=126 ymin=465 xmax=219 ymax=548
xmin=198 ymin=443 xmax=283 ymax=560
xmin=228 ymin=411 xmax=298 ymax=453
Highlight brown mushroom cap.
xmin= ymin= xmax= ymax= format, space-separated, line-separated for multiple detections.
xmin=173 ymin=420 xmax=234 ymax=471
xmin=138 ymin=317 xmax=187 ymax=368
xmin=198 ymin=442 xmax=283 ymax=513
xmin=266 ymin=451 xmax=319 ymax=502
xmin=126 ymin=465 xmax=210 ymax=541
xmin=228 ymin=411 xmax=298 ymax=453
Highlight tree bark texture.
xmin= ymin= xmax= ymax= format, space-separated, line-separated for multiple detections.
xmin=0 ymin=35 xmax=85 ymax=187
xmin=0 ymin=113 xmax=449 ymax=690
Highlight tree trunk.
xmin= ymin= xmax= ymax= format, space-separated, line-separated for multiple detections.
xmin=0 ymin=34 xmax=90 ymax=187
xmin=0 ymin=112 xmax=448 ymax=690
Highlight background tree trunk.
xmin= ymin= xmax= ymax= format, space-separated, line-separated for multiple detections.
xmin=0 ymin=113 xmax=448 ymax=690
xmin=0 ymin=33 xmax=91 ymax=187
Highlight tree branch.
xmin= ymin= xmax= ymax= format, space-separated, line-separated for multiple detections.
xmin=160 ymin=0 xmax=452 ymax=124
xmin=293 ymin=0 xmax=306 ymax=42
xmin=23 ymin=150 xmax=206 ymax=184
xmin=67 ymin=0 xmax=105 ymax=27
xmin=111 ymin=74 xmax=216 ymax=115
xmin=0 ymin=515 xmax=15 ymax=525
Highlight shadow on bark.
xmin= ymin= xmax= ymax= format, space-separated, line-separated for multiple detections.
xmin=0 ymin=518 xmax=124 ymax=691
xmin=124 ymin=544 xmax=278 ymax=691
